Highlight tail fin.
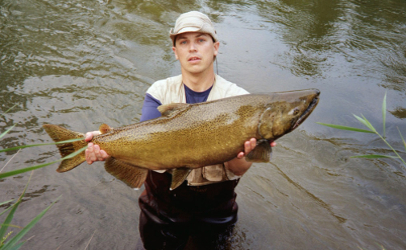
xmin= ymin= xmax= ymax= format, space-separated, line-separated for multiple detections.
xmin=43 ymin=124 xmax=87 ymax=172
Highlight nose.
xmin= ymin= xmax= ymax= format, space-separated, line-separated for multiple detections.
xmin=189 ymin=42 xmax=197 ymax=52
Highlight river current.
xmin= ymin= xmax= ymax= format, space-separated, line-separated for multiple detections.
xmin=1 ymin=0 xmax=405 ymax=249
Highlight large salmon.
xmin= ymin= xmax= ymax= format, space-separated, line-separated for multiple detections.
xmin=43 ymin=89 xmax=320 ymax=189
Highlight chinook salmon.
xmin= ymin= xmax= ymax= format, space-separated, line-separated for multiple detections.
xmin=43 ymin=89 xmax=320 ymax=190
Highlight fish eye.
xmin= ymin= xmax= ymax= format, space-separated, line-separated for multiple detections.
xmin=288 ymin=107 xmax=300 ymax=116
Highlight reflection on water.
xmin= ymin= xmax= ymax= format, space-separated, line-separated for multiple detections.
xmin=1 ymin=0 xmax=406 ymax=249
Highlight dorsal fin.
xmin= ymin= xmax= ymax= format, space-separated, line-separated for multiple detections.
xmin=99 ymin=123 xmax=113 ymax=134
xmin=157 ymin=103 xmax=190 ymax=117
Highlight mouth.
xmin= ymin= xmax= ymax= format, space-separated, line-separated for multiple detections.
xmin=188 ymin=56 xmax=201 ymax=62
xmin=292 ymin=96 xmax=319 ymax=129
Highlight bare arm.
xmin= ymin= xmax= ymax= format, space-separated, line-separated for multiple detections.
xmin=225 ymin=138 xmax=276 ymax=176
xmin=85 ymin=131 xmax=110 ymax=164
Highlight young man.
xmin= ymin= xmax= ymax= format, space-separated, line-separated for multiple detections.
xmin=85 ymin=11 xmax=275 ymax=249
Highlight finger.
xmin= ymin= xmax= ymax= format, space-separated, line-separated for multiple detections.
xmin=249 ymin=138 xmax=256 ymax=150
xmin=85 ymin=131 xmax=101 ymax=142
xmin=93 ymin=145 xmax=104 ymax=161
xmin=85 ymin=132 xmax=93 ymax=142
xmin=87 ymin=143 xmax=94 ymax=152
xmin=237 ymin=152 xmax=245 ymax=159
xmin=99 ymin=150 xmax=109 ymax=160
xmin=86 ymin=143 xmax=94 ymax=164
xmin=85 ymin=150 xmax=94 ymax=164
xmin=85 ymin=148 xmax=91 ymax=164
xmin=98 ymin=154 xmax=106 ymax=161
xmin=89 ymin=152 xmax=97 ymax=162
xmin=94 ymin=145 xmax=100 ymax=155
xmin=244 ymin=138 xmax=256 ymax=154
xmin=92 ymin=131 xmax=101 ymax=136
xmin=244 ymin=141 xmax=252 ymax=153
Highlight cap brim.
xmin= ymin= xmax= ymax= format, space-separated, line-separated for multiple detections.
xmin=170 ymin=27 xmax=201 ymax=39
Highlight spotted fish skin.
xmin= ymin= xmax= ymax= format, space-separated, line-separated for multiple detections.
xmin=43 ymin=89 xmax=320 ymax=190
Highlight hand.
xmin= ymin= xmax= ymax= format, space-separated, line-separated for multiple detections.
xmin=225 ymin=138 xmax=276 ymax=176
xmin=85 ymin=131 xmax=110 ymax=165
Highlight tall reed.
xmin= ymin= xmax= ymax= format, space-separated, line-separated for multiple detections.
xmin=317 ymin=93 xmax=406 ymax=168
xmin=1 ymin=107 xmax=85 ymax=249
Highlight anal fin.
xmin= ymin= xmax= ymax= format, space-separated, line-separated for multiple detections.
xmin=104 ymin=157 xmax=148 ymax=189
xmin=246 ymin=139 xmax=272 ymax=162
xmin=170 ymin=167 xmax=192 ymax=190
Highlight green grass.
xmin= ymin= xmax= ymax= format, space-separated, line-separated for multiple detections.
xmin=0 ymin=124 xmax=85 ymax=179
xmin=0 ymin=173 xmax=60 ymax=250
xmin=317 ymin=92 xmax=406 ymax=167
xmin=0 ymin=106 xmax=85 ymax=249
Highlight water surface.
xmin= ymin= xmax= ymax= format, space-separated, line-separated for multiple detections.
xmin=1 ymin=0 xmax=405 ymax=249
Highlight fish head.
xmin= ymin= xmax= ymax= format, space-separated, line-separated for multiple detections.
xmin=258 ymin=89 xmax=320 ymax=140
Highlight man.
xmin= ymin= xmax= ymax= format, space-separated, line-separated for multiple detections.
xmin=85 ymin=11 xmax=275 ymax=249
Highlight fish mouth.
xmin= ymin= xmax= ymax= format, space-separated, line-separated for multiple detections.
xmin=292 ymin=95 xmax=319 ymax=129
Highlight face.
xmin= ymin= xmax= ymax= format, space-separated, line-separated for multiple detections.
xmin=172 ymin=32 xmax=219 ymax=75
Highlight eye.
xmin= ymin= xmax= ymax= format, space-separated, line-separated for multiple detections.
xmin=288 ymin=107 xmax=300 ymax=116
xmin=178 ymin=40 xmax=187 ymax=45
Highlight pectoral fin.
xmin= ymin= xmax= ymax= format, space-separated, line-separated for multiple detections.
xmin=170 ymin=167 xmax=192 ymax=190
xmin=104 ymin=157 xmax=148 ymax=189
xmin=246 ymin=139 xmax=272 ymax=162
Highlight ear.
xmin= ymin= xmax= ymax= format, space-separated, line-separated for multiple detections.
xmin=172 ymin=46 xmax=179 ymax=60
xmin=213 ymin=41 xmax=220 ymax=56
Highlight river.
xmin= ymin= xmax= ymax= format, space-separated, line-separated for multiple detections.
xmin=1 ymin=0 xmax=405 ymax=249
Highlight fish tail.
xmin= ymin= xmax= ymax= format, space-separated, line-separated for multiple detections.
xmin=43 ymin=124 xmax=87 ymax=172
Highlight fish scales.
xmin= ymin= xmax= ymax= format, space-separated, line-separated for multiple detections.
xmin=94 ymin=95 xmax=266 ymax=169
xmin=43 ymin=90 xmax=320 ymax=190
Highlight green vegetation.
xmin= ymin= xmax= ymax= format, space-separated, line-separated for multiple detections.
xmin=0 ymin=173 xmax=60 ymax=250
xmin=0 ymin=140 xmax=86 ymax=179
xmin=0 ymin=107 xmax=86 ymax=249
xmin=317 ymin=93 xmax=406 ymax=167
